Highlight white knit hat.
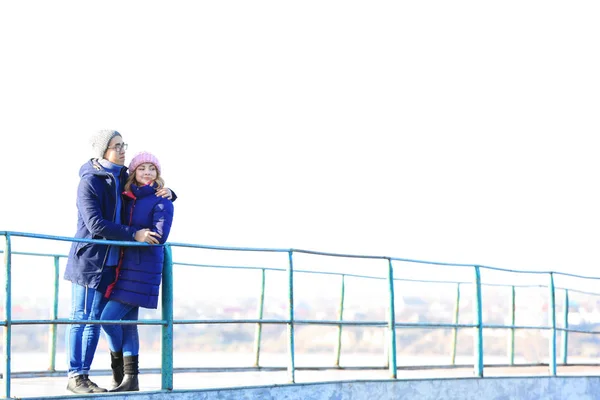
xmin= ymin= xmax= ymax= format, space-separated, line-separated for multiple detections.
xmin=90 ymin=129 xmax=121 ymax=159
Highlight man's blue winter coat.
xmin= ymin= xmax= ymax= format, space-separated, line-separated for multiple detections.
xmin=64 ymin=160 xmax=139 ymax=291
xmin=107 ymin=183 xmax=174 ymax=309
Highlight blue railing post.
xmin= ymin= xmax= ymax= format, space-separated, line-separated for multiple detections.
xmin=473 ymin=265 xmax=484 ymax=377
xmin=253 ymin=268 xmax=266 ymax=367
xmin=387 ymin=258 xmax=397 ymax=379
xmin=2 ymin=234 xmax=12 ymax=398
xmin=161 ymin=244 xmax=174 ymax=390
xmin=561 ymin=289 xmax=569 ymax=365
xmin=286 ymin=250 xmax=296 ymax=383
xmin=548 ymin=272 xmax=557 ymax=376
xmin=334 ymin=274 xmax=345 ymax=367
xmin=508 ymin=285 xmax=516 ymax=365
xmin=451 ymin=283 xmax=461 ymax=365
xmin=48 ymin=255 xmax=60 ymax=372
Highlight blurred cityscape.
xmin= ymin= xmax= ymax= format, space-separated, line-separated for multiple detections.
xmin=4 ymin=284 xmax=600 ymax=364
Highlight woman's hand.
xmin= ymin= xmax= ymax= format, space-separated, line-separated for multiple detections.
xmin=134 ymin=229 xmax=161 ymax=244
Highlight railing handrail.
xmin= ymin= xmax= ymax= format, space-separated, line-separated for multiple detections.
xmin=2 ymin=249 xmax=600 ymax=296
xmin=4 ymin=230 xmax=600 ymax=281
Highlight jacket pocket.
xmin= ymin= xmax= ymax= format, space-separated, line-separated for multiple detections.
xmin=75 ymin=242 xmax=92 ymax=257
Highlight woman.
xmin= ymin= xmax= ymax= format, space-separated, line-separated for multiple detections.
xmin=101 ymin=151 xmax=175 ymax=392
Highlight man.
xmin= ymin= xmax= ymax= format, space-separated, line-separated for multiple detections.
xmin=63 ymin=130 xmax=175 ymax=394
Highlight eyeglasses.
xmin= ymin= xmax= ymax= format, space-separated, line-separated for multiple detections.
xmin=107 ymin=143 xmax=128 ymax=152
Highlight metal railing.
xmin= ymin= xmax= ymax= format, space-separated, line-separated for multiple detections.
xmin=2 ymin=230 xmax=600 ymax=398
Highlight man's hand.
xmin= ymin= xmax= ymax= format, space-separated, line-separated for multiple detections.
xmin=156 ymin=187 xmax=172 ymax=199
xmin=134 ymin=229 xmax=161 ymax=244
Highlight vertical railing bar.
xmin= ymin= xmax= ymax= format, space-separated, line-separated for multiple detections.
xmin=334 ymin=274 xmax=346 ymax=367
xmin=548 ymin=272 xmax=557 ymax=376
xmin=2 ymin=234 xmax=12 ymax=398
xmin=286 ymin=250 xmax=296 ymax=383
xmin=384 ymin=274 xmax=390 ymax=370
xmin=473 ymin=265 xmax=484 ymax=378
xmin=450 ymin=282 xmax=461 ymax=365
xmin=561 ymin=289 xmax=569 ymax=365
xmin=508 ymin=285 xmax=516 ymax=366
xmin=386 ymin=258 xmax=397 ymax=379
xmin=161 ymin=244 xmax=174 ymax=390
xmin=253 ymin=268 xmax=266 ymax=367
xmin=48 ymin=255 xmax=60 ymax=372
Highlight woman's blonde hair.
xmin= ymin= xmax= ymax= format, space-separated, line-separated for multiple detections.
xmin=124 ymin=164 xmax=165 ymax=193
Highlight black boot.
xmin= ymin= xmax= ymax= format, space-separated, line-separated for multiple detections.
xmin=66 ymin=375 xmax=107 ymax=394
xmin=109 ymin=350 xmax=124 ymax=390
xmin=109 ymin=355 xmax=139 ymax=392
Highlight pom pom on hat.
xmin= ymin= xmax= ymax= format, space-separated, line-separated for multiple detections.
xmin=128 ymin=151 xmax=162 ymax=175
xmin=90 ymin=129 xmax=121 ymax=159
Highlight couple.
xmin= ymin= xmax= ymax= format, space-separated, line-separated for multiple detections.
xmin=63 ymin=130 xmax=176 ymax=393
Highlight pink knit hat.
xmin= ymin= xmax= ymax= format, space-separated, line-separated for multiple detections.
xmin=128 ymin=151 xmax=161 ymax=175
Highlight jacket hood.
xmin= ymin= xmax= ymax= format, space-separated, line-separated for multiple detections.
xmin=79 ymin=158 xmax=126 ymax=179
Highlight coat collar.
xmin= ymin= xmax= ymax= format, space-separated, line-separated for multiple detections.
xmin=123 ymin=182 xmax=157 ymax=199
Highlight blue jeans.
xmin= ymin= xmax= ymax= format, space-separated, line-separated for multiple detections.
xmin=66 ymin=283 xmax=108 ymax=377
xmin=100 ymin=300 xmax=140 ymax=357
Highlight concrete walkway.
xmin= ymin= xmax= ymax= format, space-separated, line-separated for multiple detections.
xmin=8 ymin=364 xmax=600 ymax=399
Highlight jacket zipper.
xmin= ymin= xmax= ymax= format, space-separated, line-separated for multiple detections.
xmin=100 ymin=173 xmax=119 ymax=275
xmin=84 ymin=285 xmax=88 ymax=314
xmin=104 ymin=193 xmax=136 ymax=299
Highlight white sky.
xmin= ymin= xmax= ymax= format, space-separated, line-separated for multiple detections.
xmin=1 ymin=1 xmax=600 ymax=283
